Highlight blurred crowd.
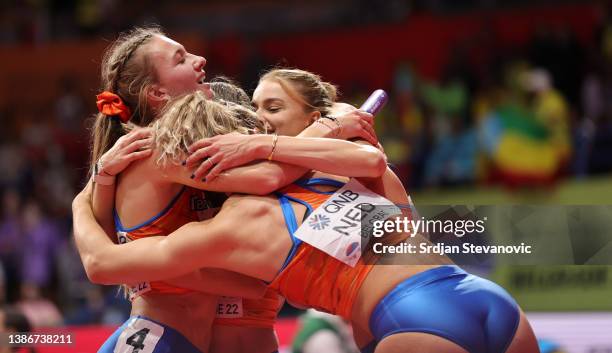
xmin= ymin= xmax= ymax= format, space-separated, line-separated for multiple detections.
xmin=1 ymin=1 xmax=612 ymax=329
xmin=368 ymin=20 xmax=612 ymax=189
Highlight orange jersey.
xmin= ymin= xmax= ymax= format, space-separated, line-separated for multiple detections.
xmin=116 ymin=187 xmax=226 ymax=298
xmin=213 ymin=287 xmax=283 ymax=328
xmin=116 ymin=186 xmax=282 ymax=328
xmin=267 ymin=178 xmax=375 ymax=320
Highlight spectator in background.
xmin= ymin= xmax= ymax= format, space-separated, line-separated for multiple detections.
xmin=15 ymin=199 xmax=63 ymax=328
xmin=585 ymin=7 xmax=612 ymax=174
xmin=524 ymin=69 xmax=571 ymax=167
xmin=16 ymin=283 xmax=62 ymax=329
xmin=477 ymin=66 xmax=569 ymax=188
xmin=0 ymin=144 xmax=27 ymax=193
xmin=0 ymin=190 xmax=22 ymax=303
xmin=528 ymin=26 xmax=584 ymax=107
xmin=20 ymin=200 xmax=62 ymax=289
xmin=575 ymin=50 xmax=604 ymax=177
xmin=421 ymin=51 xmax=478 ymax=187
xmin=57 ymin=235 xmax=129 ymax=326
xmin=391 ymin=63 xmax=428 ymax=189
xmin=0 ymin=264 xmax=6 ymax=306
xmin=54 ymin=75 xmax=85 ymax=134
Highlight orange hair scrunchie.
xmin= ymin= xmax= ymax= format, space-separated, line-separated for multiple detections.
xmin=96 ymin=91 xmax=132 ymax=123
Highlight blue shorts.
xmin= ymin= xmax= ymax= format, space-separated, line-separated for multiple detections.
xmin=98 ymin=316 xmax=203 ymax=353
xmin=365 ymin=266 xmax=520 ymax=353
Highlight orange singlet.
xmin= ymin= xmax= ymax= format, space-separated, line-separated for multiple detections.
xmin=115 ymin=186 xmax=282 ymax=327
xmin=115 ymin=187 xmax=226 ymax=299
xmin=267 ymin=178 xmax=375 ymax=320
xmin=213 ymin=288 xmax=282 ymax=328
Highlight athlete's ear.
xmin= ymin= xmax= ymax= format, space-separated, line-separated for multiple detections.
xmin=307 ymin=110 xmax=321 ymax=126
xmin=147 ymin=84 xmax=170 ymax=106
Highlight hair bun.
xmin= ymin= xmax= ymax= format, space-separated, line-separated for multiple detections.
xmin=321 ymin=82 xmax=338 ymax=101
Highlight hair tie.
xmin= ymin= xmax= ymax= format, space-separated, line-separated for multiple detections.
xmin=96 ymin=91 xmax=132 ymax=123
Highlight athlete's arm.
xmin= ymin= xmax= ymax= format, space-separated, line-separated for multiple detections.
xmin=91 ymin=128 xmax=153 ymax=239
xmin=158 ymin=132 xmax=385 ymax=195
xmin=73 ymin=187 xmax=264 ymax=298
xmin=159 ymin=157 xmax=306 ymax=195
xmin=184 ymin=134 xmax=386 ymax=182
xmin=184 ymin=109 xmax=383 ymax=181
xmin=74 ymin=187 xmax=228 ymax=283
xmin=92 ymin=183 xmax=116 ymax=241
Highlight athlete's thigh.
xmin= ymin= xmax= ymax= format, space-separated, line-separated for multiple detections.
xmin=505 ymin=311 xmax=539 ymax=353
xmin=374 ymin=332 xmax=469 ymax=353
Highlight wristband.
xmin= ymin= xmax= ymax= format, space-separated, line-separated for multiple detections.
xmin=93 ymin=161 xmax=116 ymax=185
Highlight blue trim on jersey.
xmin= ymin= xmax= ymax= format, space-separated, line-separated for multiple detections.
xmin=272 ymin=178 xmax=345 ymax=278
xmin=280 ymin=193 xmax=314 ymax=218
xmin=115 ymin=187 xmax=186 ymax=232
xmin=295 ymin=178 xmax=345 ymax=195
xmin=276 ymin=194 xmax=304 ymax=273
xmin=296 ymin=177 xmax=345 ymax=188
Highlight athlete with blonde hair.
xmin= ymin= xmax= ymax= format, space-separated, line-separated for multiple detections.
xmin=76 ymin=70 xmax=538 ymax=353
xmin=84 ymin=26 xmax=386 ymax=353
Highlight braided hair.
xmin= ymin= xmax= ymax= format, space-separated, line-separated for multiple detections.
xmin=91 ymin=26 xmax=163 ymax=168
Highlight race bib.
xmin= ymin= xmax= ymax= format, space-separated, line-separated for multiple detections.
xmin=117 ymin=231 xmax=152 ymax=301
xmin=294 ymin=178 xmax=401 ymax=267
xmin=127 ymin=282 xmax=151 ymax=301
xmin=215 ymin=296 xmax=243 ymax=319
xmin=114 ymin=317 xmax=164 ymax=353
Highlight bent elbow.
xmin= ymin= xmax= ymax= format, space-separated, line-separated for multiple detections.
xmin=366 ymin=149 xmax=387 ymax=178
xmin=254 ymin=174 xmax=282 ymax=194
xmin=83 ymin=256 xmax=105 ymax=284
xmin=83 ymin=255 xmax=115 ymax=285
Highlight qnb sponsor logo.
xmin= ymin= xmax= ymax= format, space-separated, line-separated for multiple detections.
xmin=323 ymin=190 xmax=360 ymax=213
xmin=308 ymin=214 xmax=331 ymax=230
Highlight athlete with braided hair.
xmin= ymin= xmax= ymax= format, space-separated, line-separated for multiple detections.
xmin=76 ymin=67 xmax=539 ymax=353
xmin=80 ymin=26 xmax=386 ymax=353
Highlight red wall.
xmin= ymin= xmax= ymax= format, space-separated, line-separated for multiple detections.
xmin=0 ymin=3 xmax=600 ymax=112
xmin=212 ymin=3 xmax=599 ymax=87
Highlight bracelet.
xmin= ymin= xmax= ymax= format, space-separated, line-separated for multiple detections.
xmin=267 ymin=134 xmax=279 ymax=161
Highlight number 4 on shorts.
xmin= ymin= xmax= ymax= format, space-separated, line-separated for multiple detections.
xmin=115 ymin=318 xmax=163 ymax=353
xmin=126 ymin=328 xmax=149 ymax=353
